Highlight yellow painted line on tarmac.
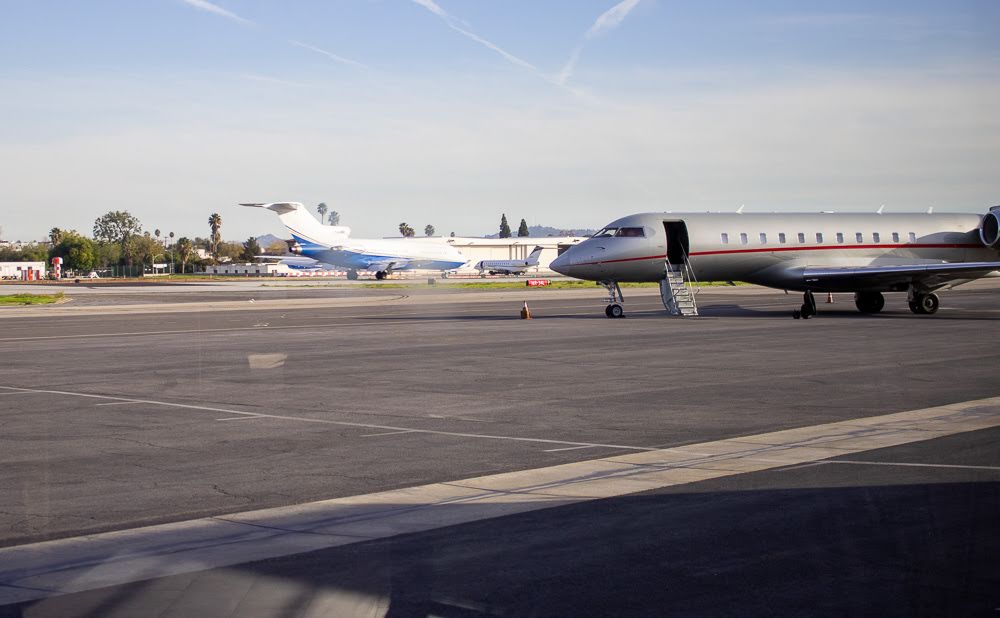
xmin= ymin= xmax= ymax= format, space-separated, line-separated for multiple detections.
xmin=1 ymin=395 xmax=997 ymax=605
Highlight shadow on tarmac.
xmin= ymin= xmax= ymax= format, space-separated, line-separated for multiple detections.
xmin=6 ymin=479 xmax=997 ymax=617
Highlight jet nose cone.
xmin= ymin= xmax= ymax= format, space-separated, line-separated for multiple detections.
xmin=549 ymin=252 xmax=571 ymax=276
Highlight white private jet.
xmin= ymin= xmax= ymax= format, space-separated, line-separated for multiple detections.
xmin=549 ymin=207 xmax=1000 ymax=318
xmin=474 ymin=246 xmax=544 ymax=276
xmin=242 ymin=202 xmax=467 ymax=280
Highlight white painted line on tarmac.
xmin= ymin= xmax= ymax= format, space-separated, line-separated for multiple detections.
xmin=1 ymin=395 xmax=997 ymax=606
xmin=215 ymin=416 xmax=262 ymax=422
xmin=544 ymin=445 xmax=600 ymax=452
xmin=360 ymin=430 xmax=417 ymax=438
xmin=94 ymin=401 xmax=140 ymax=407
xmin=0 ymin=385 xmax=656 ymax=453
xmin=829 ymin=459 xmax=1000 ymax=471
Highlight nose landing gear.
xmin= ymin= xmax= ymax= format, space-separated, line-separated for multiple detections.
xmin=600 ymin=281 xmax=626 ymax=318
xmin=793 ymin=291 xmax=818 ymax=319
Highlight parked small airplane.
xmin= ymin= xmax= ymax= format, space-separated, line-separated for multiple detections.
xmin=475 ymin=246 xmax=544 ymax=276
xmin=242 ymin=202 xmax=467 ymax=279
xmin=549 ymin=207 xmax=1000 ymax=318
xmin=254 ymin=255 xmax=336 ymax=272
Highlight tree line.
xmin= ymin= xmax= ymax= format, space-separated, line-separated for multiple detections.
xmin=0 ymin=211 xmax=280 ymax=274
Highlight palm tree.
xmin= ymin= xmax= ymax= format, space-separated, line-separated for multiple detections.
xmin=317 ymin=203 xmax=328 ymax=223
xmin=176 ymin=237 xmax=193 ymax=274
xmin=154 ymin=229 xmax=161 ymax=239
xmin=49 ymin=227 xmax=64 ymax=245
xmin=208 ymin=213 xmax=222 ymax=258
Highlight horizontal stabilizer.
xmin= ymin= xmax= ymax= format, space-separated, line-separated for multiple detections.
xmin=239 ymin=202 xmax=304 ymax=215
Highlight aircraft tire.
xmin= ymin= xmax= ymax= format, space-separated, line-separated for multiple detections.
xmin=375 ymin=271 xmax=386 ymax=280
xmin=606 ymin=304 xmax=624 ymax=319
xmin=800 ymin=303 xmax=814 ymax=319
xmin=854 ymin=291 xmax=885 ymax=314
xmin=909 ymin=293 xmax=939 ymax=315
xmin=920 ymin=293 xmax=939 ymax=314
xmin=346 ymin=270 xmax=359 ymax=281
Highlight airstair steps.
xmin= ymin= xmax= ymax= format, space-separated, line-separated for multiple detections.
xmin=660 ymin=264 xmax=699 ymax=316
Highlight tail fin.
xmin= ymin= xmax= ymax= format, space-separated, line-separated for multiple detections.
xmin=526 ymin=245 xmax=544 ymax=265
xmin=240 ymin=202 xmax=350 ymax=242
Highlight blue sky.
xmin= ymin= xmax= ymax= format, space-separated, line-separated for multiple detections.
xmin=2 ymin=0 xmax=999 ymax=241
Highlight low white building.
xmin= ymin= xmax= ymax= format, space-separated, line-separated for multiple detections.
xmin=203 ymin=262 xmax=292 ymax=276
xmin=0 ymin=261 xmax=47 ymax=280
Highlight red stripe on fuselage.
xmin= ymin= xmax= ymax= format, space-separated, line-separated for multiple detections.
xmin=573 ymin=243 xmax=981 ymax=266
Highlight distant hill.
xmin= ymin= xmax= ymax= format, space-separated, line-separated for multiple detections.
xmin=255 ymin=233 xmax=288 ymax=254
xmin=483 ymin=225 xmax=595 ymax=239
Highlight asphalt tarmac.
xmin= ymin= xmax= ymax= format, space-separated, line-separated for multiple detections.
xmin=0 ymin=282 xmax=997 ymax=616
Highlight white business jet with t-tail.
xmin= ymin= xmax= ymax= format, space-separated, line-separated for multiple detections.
xmin=475 ymin=246 xmax=544 ymax=276
xmin=242 ymin=202 xmax=467 ymax=280
xmin=549 ymin=207 xmax=1000 ymax=318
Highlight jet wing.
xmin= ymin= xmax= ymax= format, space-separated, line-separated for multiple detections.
xmin=801 ymin=261 xmax=1000 ymax=290
xmin=365 ymin=259 xmax=406 ymax=272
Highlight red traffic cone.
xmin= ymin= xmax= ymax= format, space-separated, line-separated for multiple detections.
xmin=826 ymin=293 xmax=834 ymax=303
xmin=520 ymin=301 xmax=532 ymax=319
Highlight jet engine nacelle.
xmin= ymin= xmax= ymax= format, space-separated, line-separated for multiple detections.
xmin=979 ymin=206 xmax=1000 ymax=248
xmin=287 ymin=239 xmax=303 ymax=255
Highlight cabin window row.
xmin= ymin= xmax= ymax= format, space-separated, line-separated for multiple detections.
xmin=719 ymin=232 xmax=918 ymax=245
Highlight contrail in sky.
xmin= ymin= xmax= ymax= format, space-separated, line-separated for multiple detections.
xmin=179 ymin=1 xmax=367 ymax=71
xmin=557 ymin=0 xmax=642 ymax=85
xmin=410 ymin=0 xmax=537 ymax=71
xmin=291 ymin=41 xmax=370 ymax=70
xmin=179 ymin=0 xmax=253 ymax=26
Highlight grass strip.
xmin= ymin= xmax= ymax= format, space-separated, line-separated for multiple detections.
xmin=0 ymin=293 xmax=64 ymax=306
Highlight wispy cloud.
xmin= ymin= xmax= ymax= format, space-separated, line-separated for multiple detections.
xmin=557 ymin=0 xmax=643 ymax=86
xmin=587 ymin=0 xmax=642 ymax=38
xmin=179 ymin=0 xmax=252 ymax=26
xmin=410 ymin=0 xmax=537 ymax=71
xmin=290 ymin=41 xmax=369 ymax=70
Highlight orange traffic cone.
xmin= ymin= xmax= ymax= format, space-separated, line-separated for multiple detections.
xmin=826 ymin=293 xmax=834 ymax=303
xmin=520 ymin=301 xmax=532 ymax=319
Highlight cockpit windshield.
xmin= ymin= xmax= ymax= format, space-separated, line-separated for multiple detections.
xmin=593 ymin=227 xmax=645 ymax=238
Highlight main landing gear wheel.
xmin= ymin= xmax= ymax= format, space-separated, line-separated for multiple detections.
xmin=374 ymin=270 xmax=387 ymax=280
xmin=605 ymin=303 xmax=624 ymax=319
xmin=795 ymin=290 xmax=817 ymax=319
xmin=346 ymin=270 xmax=359 ymax=281
xmin=909 ymin=293 xmax=939 ymax=315
xmin=854 ymin=291 xmax=885 ymax=314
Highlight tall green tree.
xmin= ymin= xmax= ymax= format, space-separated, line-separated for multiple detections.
xmin=499 ymin=214 xmax=512 ymax=238
xmin=398 ymin=222 xmax=415 ymax=237
xmin=124 ymin=234 xmax=161 ymax=266
xmin=93 ymin=211 xmax=142 ymax=263
xmin=328 ymin=210 xmax=340 ymax=226
xmin=49 ymin=227 xmax=64 ymax=245
xmin=317 ymin=203 xmax=328 ymax=222
xmin=517 ymin=219 xmax=530 ymax=237
xmin=176 ymin=237 xmax=194 ymax=274
xmin=424 ymin=224 xmax=435 ymax=237
xmin=51 ymin=233 xmax=97 ymax=271
xmin=208 ymin=213 xmax=222 ymax=258
xmin=240 ymin=237 xmax=262 ymax=262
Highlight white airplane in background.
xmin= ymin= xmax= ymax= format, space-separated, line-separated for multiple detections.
xmin=475 ymin=246 xmax=544 ymax=276
xmin=253 ymin=255 xmax=335 ymax=272
xmin=242 ymin=202 xmax=467 ymax=280
xmin=549 ymin=207 xmax=1000 ymax=318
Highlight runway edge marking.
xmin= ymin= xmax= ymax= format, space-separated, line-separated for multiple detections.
xmin=1 ymin=395 xmax=999 ymax=606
